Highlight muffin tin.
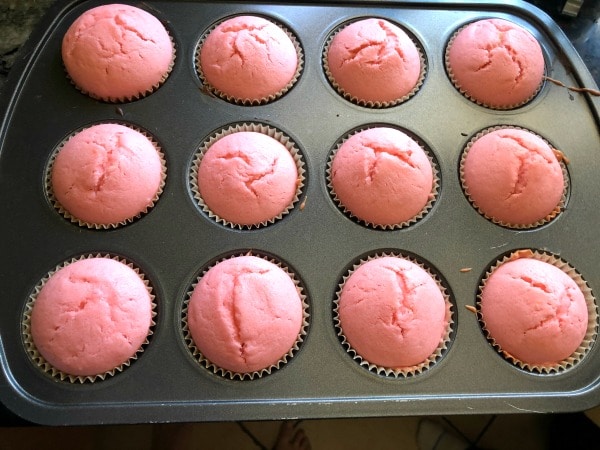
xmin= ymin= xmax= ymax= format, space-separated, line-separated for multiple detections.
xmin=1 ymin=0 xmax=600 ymax=425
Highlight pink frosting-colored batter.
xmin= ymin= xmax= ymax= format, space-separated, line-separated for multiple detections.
xmin=326 ymin=18 xmax=421 ymax=104
xmin=462 ymin=128 xmax=564 ymax=226
xmin=62 ymin=4 xmax=174 ymax=101
xmin=51 ymin=123 xmax=163 ymax=226
xmin=198 ymin=131 xmax=298 ymax=226
xmin=30 ymin=257 xmax=153 ymax=377
xmin=480 ymin=257 xmax=588 ymax=366
xmin=199 ymin=15 xmax=298 ymax=102
xmin=187 ymin=256 xmax=303 ymax=374
xmin=338 ymin=256 xmax=448 ymax=369
xmin=331 ymin=127 xmax=433 ymax=226
xmin=447 ymin=18 xmax=544 ymax=108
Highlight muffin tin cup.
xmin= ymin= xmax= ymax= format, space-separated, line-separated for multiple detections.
xmin=333 ymin=251 xmax=454 ymax=378
xmin=181 ymin=251 xmax=310 ymax=380
xmin=1 ymin=0 xmax=600 ymax=425
xmin=21 ymin=254 xmax=157 ymax=384
xmin=476 ymin=249 xmax=598 ymax=374
xmin=45 ymin=122 xmax=167 ymax=229
xmin=459 ymin=125 xmax=569 ymax=229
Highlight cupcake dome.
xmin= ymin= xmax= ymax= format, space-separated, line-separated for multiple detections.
xmin=61 ymin=4 xmax=174 ymax=102
xmin=29 ymin=257 xmax=153 ymax=378
xmin=196 ymin=130 xmax=299 ymax=227
xmin=446 ymin=18 xmax=544 ymax=109
xmin=50 ymin=123 xmax=165 ymax=227
xmin=198 ymin=15 xmax=300 ymax=103
xmin=186 ymin=255 xmax=304 ymax=375
xmin=330 ymin=127 xmax=434 ymax=228
xmin=337 ymin=256 xmax=449 ymax=371
xmin=325 ymin=18 xmax=422 ymax=106
xmin=461 ymin=128 xmax=565 ymax=227
xmin=480 ymin=255 xmax=589 ymax=367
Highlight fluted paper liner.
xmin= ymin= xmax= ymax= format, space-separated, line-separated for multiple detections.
xmin=333 ymin=252 xmax=454 ymax=378
xmin=22 ymin=254 xmax=157 ymax=384
xmin=195 ymin=16 xmax=303 ymax=105
xmin=476 ymin=249 xmax=598 ymax=374
xmin=322 ymin=18 xmax=427 ymax=108
xmin=181 ymin=252 xmax=310 ymax=380
xmin=459 ymin=126 xmax=568 ymax=229
xmin=46 ymin=122 xmax=167 ymax=229
xmin=326 ymin=126 xmax=439 ymax=230
xmin=190 ymin=123 xmax=305 ymax=229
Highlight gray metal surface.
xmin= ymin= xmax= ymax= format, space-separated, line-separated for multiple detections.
xmin=1 ymin=0 xmax=599 ymax=425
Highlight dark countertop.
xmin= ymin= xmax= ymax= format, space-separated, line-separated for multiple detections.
xmin=0 ymin=0 xmax=598 ymax=426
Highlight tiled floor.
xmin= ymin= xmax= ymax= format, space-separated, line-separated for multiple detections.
xmin=3 ymin=412 xmax=599 ymax=449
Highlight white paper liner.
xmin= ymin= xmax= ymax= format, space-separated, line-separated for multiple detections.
xmin=326 ymin=126 xmax=439 ymax=230
xmin=22 ymin=254 xmax=157 ymax=384
xmin=195 ymin=15 xmax=303 ymax=105
xmin=65 ymin=28 xmax=176 ymax=103
xmin=46 ymin=122 xmax=167 ymax=229
xmin=459 ymin=126 xmax=568 ymax=229
xmin=476 ymin=249 xmax=598 ymax=374
xmin=322 ymin=18 xmax=427 ymax=108
xmin=333 ymin=252 xmax=454 ymax=378
xmin=181 ymin=251 xmax=310 ymax=380
xmin=444 ymin=20 xmax=544 ymax=110
xmin=190 ymin=123 xmax=305 ymax=229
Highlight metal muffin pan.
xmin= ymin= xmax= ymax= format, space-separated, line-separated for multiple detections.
xmin=1 ymin=0 xmax=600 ymax=425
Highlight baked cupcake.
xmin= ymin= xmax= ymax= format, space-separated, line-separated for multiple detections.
xmin=445 ymin=18 xmax=544 ymax=109
xmin=23 ymin=255 xmax=155 ymax=382
xmin=478 ymin=250 xmax=597 ymax=373
xmin=197 ymin=15 xmax=302 ymax=104
xmin=48 ymin=123 xmax=166 ymax=228
xmin=192 ymin=124 xmax=304 ymax=228
xmin=328 ymin=127 xmax=436 ymax=229
xmin=62 ymin=4 xmax=175 ymax=102
xmin=184 ymin=254 xmax=308 ymax=379
xmin=324 ymin=18 xmax=424 ymax=107
xmin=335 ymin=254 xmax=453 ymax=377
xmin=460 ymin=127 xmax=566 ymax=228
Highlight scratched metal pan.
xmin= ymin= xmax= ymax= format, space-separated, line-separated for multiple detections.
xmin=1 ymin=0 xmax=599 ymax=425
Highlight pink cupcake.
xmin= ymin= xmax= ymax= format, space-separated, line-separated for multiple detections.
xmin=478 ymin=250 xmax=597 ymax=373
xmin=460 ymin=127 xmax=566 ymax=228
xmin=62 ymin=4 xmax=175 ymax=102
xmin=445 ymin=18 xmax=544 ymax=109
xmin=191 ymin=124 xmax=304 ymax=228
xmin=23 ymin=255 xmax=155 ymax=382
xmin=184 ymin=254 xmax=308 ymax=379
xmin=328 ymin=127 xmax=437 ymax=229
xmin=335 ymin=254 xmax=453 ymax=377
xmin=324 ymin=18 xmax=424 ymax=107
xmin=197 ymin=15 xmax=302 ymax=104
xmin=48 ymin=123 xmax=166 ymax=228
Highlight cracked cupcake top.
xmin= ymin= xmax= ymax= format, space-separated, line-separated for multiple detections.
xmin=198 ymin=15 xmax=299 ymax=103
xmin=461 ymin=127 xmax=565 ymax=227
xmin=446 ymin=18 xmax=544 ymax=109
xmin=480 ymin=256 xmax=588 ymax=366
xmin=325 ymin=18 xmax=422 ymax=105
xmin=330 ymin=127 xmax=435 ymax=227
xmin=187 ymin=255 xmax=303 ymax=375
xmin=197 ymin=131 xmax=299 ymax=226
xmin=61 ymin=4 xmax=174 ymax=102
